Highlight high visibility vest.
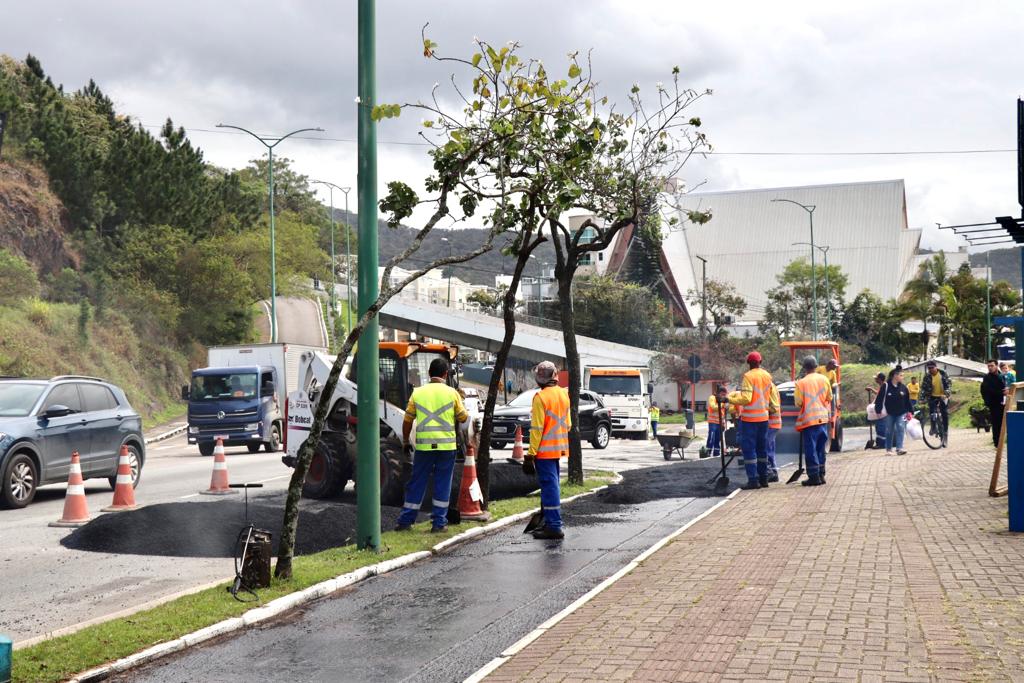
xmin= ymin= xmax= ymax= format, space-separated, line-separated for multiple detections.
xmin=740 ymin=369 xmax=773 ymax=422
xmin=536 ymin=385 xmax=570 ymax=460
xmin=707 ymin=396 xmax=722 ymax=425
xmin=650 ymin=406 xmax=660 ymax=421
xmin=768 ymin=384 xmax=781 ymax=429
xmin=412 ymin=382 xmax=459 ymax=450
xmin=795 ymin=373 xmax=831 ymax=431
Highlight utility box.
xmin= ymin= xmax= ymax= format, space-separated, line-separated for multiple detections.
xmin=1006 ymin=412 xmax=1024 ymax=533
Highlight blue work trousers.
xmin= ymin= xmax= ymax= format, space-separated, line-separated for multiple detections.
xmin=706 ymin=423 xmax=722 ymax=456
xmin=766 ymin=427 xmax=779 ymax=476
xmin=651 ymin=420 xmax=659 ymax=438
xmin=739 ymin=420 xmax=769 ymax=483
xmin=397 ymin=449 xmax=457 ymax=529
xmin=535 ymin=458 xmax=562 ymax=531
xmin=801 ymin=424 xmax=829 ymax=478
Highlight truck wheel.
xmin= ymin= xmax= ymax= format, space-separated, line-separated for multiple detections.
xmin=379 ymin=438 xmax=406 ymax=507
xmin=265 ymin=424 xmax=281 ymax=453
xmin=302 ymin=439 xmax=348 ymax=499
xmin=199 ymin=442 xmax=214 ymax=457
xmin=246 ymin=443 xmax=261 ymax=454
xmin=829 ymin=420 xmax=844 ymax=452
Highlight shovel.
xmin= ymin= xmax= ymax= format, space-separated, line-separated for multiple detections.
xmin=713 ymin=401 xmax=730 ymax=494
xmin=787 ymin=432 xmax=805 ymax=484
xmin=523 ymin=510 xmax=545 ymax=534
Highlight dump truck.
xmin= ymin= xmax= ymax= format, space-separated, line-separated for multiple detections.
xmin=281 ymin=341 xmax=464 ymax=506
xmin=583 ymin=366 xmax=653 ymax=439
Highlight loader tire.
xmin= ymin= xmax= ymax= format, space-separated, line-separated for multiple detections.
xmin=302 ymin=438 xmax=349 ymax=499
xmin=379 ymin=438 xmax=407 ymax=507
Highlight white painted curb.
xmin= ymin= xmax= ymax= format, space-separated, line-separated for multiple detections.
xmin=463 ymin=488 xmax=742 ymax=683
xmin=144 ymin=424 xmax=187 ymax=445
xmin=68 ymin=474 xmax=621 ymax=682
xmin=313 ymin=294 xmax=330 ymax=348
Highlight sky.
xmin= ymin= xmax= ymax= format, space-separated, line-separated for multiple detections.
xmin=3 ymin=0 xmax=1023 ymax=251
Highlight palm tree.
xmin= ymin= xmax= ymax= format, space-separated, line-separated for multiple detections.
xmin=901 ymin=252 xmax=952 ymax=355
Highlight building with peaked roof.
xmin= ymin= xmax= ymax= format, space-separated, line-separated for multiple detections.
xmin=604 ymin=179 xmax=968 ymax=331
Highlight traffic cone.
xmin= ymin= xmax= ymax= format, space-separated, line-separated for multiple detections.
xmin=102 ymin=445 xmax=138 ymax=511
xmin=511 ymin=425 xmax=525 ymax=462
xmin=457 ymin=442 xmax=490 ymax=522
xmin=199 ymin=438 xmax=237 ymax=496
xmin=49 ymin=451 xmax=90 ymax=527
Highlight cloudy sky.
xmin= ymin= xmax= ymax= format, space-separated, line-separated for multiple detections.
xmin=4 ymin=0 xmax=1023 ymax=250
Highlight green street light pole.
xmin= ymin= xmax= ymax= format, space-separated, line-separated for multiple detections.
xmin=356 ymin=0 xmax=381 ymax=551
xmin=341 ymin=186 xmax=353 ymax=332
xmin=441 ymin=237 xmax=452 ymax=306
xmin=312 ymin=180 xmax=339 ymax=314
xmin=217 ymin=123 xmax=324 ymax=343
xmin=793 ymin=242 xmax=831 ymax=339
xmin=773 ymin=198 xmax=818 ymax=340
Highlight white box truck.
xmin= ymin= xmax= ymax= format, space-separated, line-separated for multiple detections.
xmin=583 ymin=366 xmax=652 ymax=439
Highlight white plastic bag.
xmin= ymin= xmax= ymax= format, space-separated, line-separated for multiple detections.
xmin=906 ymin=417 xmax=923 ymax=440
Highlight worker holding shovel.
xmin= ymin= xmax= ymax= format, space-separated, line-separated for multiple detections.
xmin=794 ymin=355 xmax=833 ymax=486
xmin=728 ymin=351 xmax=778 ymax=490
xmin=522 ymin=360 xmax=570 ymax=540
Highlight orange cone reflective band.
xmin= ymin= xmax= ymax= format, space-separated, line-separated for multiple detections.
xmin=102 ymin=444 xmax=138 ymax=511
xmin=200 ymin=438 xmax=238 ymax=496
xmin=50 ymin=451 xmax=90 ymax=527
xmin=511 ymin=425 xmax=525 ymax=462
xmin=457 ymin=442 xmax=490 ymax=521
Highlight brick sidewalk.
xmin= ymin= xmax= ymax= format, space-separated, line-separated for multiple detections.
xmin=488 ymin=431 xmax=1024 ymax=682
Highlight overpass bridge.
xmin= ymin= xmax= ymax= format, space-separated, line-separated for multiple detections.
xmin=379 ymin=297 xmax=657 ymax=369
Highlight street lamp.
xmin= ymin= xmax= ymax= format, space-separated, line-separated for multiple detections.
xmin=793 ymin=242 xmax=831 ymax=339
xmin=772 ymin=198 xmax=818 ymax=340
xmin=441 ymin=236 xmax=453 ymax=307
xmin=340 ymin=186 xmax=352 ymax=332
xmin=695 ymin=255 xmax=708 ymax=342
xmin=312 ymin=180 xmax=341 ymax=315
xmin=217 ymin=123 xmax=324 ymax=343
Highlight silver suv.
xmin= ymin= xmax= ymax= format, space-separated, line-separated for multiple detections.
xmin=0 ymin=376 xmax=145 ymax=508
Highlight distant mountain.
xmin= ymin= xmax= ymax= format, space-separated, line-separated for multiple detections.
xmin=969 ymin=247 xmax=1023 ymax=289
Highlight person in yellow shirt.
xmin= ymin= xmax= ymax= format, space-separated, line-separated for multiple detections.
xmin=816 ymin=359 xmax=838 ymax=387
xmin=706 ymin=386 xmax=728 ymax=457
xmin=727 ymin=351 xmax=779 ymax=490
xmin=766 ymin=383 xmax=782 ymax=482
xmin=907 ymin=375 xmax=920 ymax=405
xmin=649 ymin=404 xmax=661 ymax=439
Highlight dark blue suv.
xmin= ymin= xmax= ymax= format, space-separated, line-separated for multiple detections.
xmin=0 ymin=376 xmax=145 ymax=508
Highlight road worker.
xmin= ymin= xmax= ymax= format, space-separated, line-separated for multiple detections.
xmin=396 ymin=358 xmax=469 ymax=533
xmin=795 ymin=355 xmax=833 ymax=486
xmin=727 ymin=351 xmax=778 ymax=490
xmin=523 ymin=360 xmax=570 ymax=540
xmin=817 ymin=358 xmax=838 ymax=386
xmin=706 ymin=385 xmax=728 ymax=456
xmin=649 ymin=403 xmax=661 ymax=439
xmin=766 ymin=383 xmax=782 ymax=482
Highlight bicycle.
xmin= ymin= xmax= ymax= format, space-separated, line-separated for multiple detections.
xmin=914 ymin=399 xmax=947 ymax=450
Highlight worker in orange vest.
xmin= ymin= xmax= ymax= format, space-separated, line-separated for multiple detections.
xmin=766 ymin=383 xmax=782 ymax=482
xmin=795 ymin=355 xmax=834 ymax=486
xmin=728 ymin=351 xmax=778 ymax=490
xmin=523 ymin=360 xmax=570 ymax=540
xmin=706 ymin=385 xmax=728 ymax=456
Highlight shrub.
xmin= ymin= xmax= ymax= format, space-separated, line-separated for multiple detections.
xmin=0 ymin=248 xmax=40 ymax=305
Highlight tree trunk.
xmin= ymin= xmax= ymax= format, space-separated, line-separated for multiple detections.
xmin=556 ymin=269 xmax=584 ymax=485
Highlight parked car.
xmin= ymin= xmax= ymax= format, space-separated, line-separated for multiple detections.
xmin=0 ymin=376 xmax=145 ymax=509
xmin=489 ymin=389 xmax=612 ymax=450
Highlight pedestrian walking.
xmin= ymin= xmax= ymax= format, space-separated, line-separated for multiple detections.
xmin=1000 ymin=362 xmax=1016 ymax=387
xmin=907 ymin=375 xmax=920 ymax=405
xmin=728 ymin=351 xmax=778 ymax=490
xmin=523 ymin=360 xmax=569 ymax=540
xmin=396 ymin=358 xmax=469 ymax=533
xmin=867 ymin=372 xmax=888 ymax=446
xmin=982 ymin=359 xmax=1006 ymax=447
xmin=922 ymin=360 xmax=951 ymax=448
xmin=874 ymin=367 xmax=913 ymax=455
xmin=766 ymin=383 xmax=782 ymax=482
xmin=706 ymin=385 xmax=728 ymax=457
xmin=795 ymin=355 xmax=833 ymax=486
xmin=649 ymin=403 xmax=660 ymax=439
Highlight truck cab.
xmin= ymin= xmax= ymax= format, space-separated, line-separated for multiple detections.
xmin=584 ymin=366 xmax=652 ymax=439
xmin=186 ymin=365 xmax=282 ymax=456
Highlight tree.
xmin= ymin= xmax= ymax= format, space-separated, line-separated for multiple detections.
xmin=836 ymin=290 xmax=912 ymax=363
xmin=901 ymin=251 xmax=953 ymax=353
xmin=466 ymin=285 xmax=509 ymax=316
xmin=686 ymin=277 xmax=746 ymax=340
xmin=760 ymin=258 xmax=848 ymax=339
xmin=568 ymin=276 xmax=671 ymax=348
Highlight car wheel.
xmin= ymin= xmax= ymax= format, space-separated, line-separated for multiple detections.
xmin=198 ymin=442 xmax=215 ymax=457
xmin=265 ymin=424 xmax=281 ymax=453
xmin=108 ymin=443 xmax=143 ymax=490
xmin=490 ymin=441 xmax=506 ymax=450
xmin=247 ymin=443 xmax=262 ymax=454
xmin=591 ymin=423 xmax=611 ymax=450
xmin=2 ymin=452 xmax=38 ymax=509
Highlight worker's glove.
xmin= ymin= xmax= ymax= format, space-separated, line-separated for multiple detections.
xmin=522 ymin=455 xmax=536 ymax=476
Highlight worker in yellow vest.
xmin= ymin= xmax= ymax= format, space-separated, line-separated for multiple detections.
xmin=649 ymin=404 xmax=661 ymax=439
xmin=728 ymin=351 xmax=778 ymax=490
xmin=706 ymin=385 xmax=728 ymax=456
xmin=795 ymin=355 xmax=833 ymax=486
xmin=396 ymin=358 xmax=469 ymax=532
xmin=523 ymin=361 xmax=570 ymax=540
xmin=766 ymin=383 xmax=782 ymax=482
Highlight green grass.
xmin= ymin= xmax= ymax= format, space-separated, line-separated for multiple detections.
xmin=658 ymin=412 xmax=706 ymax=424
xmin=13 ymin=473 xmax=616 ymax=683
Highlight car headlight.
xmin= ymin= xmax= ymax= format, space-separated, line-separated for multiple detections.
xmin=188 ymin=426 xmax=199 ymax=434
xmin=245 ymin=423 xmax=260 ymax=432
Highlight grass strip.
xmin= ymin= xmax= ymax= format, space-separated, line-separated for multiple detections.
xmin=14 ymin=472 xmax=615 ymax=683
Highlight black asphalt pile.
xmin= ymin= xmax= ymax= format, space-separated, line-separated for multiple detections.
xmin=594 ymin=458 xmax=738 ymax=505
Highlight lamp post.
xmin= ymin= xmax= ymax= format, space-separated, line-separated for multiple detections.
xmin=312 ymin=180 xmax=341 ymax=315
xmin=341 ymin=186 xmax=352 ymax=332
xmin=792 ymin=242 xmax=831 ymax=339
xmin=695 ymin=255 xmax=708 ymax=342
xmin=772 ymin=198 xmax=818 ymax=340
xmin=441 ymin=237 xmax=453 ymax=307
xmin=217 ymin=123 xmax=324 ymax=343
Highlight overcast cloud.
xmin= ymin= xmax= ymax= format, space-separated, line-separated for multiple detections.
xmin=3 ymin=0 xmax=1023 ymax=250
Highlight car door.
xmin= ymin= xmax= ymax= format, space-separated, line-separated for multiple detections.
xmin=578 ymin=391 xmax=598 ymax=439
xmin=78 ymin=383 xmax=122 ymax=476
xmin=35 ymin=383 xmax=87 ymax=483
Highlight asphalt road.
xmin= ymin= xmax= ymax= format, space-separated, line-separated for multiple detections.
xmin=0 ymin=432 xmax=289 ymax=643
xmin=256 ymin=296 xmax=327 ymax=347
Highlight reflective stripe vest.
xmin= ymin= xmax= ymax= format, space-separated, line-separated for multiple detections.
xmin=707 ymin=395 xmax=722 ymax=425
xmin=650 ymin=406 xmax=660 ymax=421
xmin=536 ymin=385 xmax=570 ymax=459
xmin=768 ymin=384 xmax=781 ymax=429
xmin=412 ymin=382 xmax=459 ymax=450
xmin=795 ymin=373 xmax=831 ymax=431
xmin=740 ymin=368 xmax=773 ymax=422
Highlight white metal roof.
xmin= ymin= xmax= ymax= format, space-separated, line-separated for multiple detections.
xmin=667 ymin=179 xmax=921 ymax=321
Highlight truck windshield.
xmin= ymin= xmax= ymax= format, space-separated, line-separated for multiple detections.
xmin=0 ymin=383 xmax=46 ymax=417
xmin=190 ymin=373 xmax=258 ymax=401
xmin=588 ymin=376 xmax=641 ymax=396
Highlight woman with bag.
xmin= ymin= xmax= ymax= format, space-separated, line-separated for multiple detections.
xmin=874 ymin=368 xmax=913 ymax=455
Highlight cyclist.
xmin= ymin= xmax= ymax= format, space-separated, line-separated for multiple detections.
xmin=921 ymin=360 xmax=951 ymax=447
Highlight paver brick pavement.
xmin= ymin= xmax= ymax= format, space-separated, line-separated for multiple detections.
xmin=488 ymin=431 xmax=1024 ymax=682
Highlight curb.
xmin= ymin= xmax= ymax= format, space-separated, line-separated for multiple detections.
xmin=144 ymin=425 xmax=187 ymax=445
xmin=463 ymin=487 xmax=742 ymax=683
xmin=67 ymin=473 xmax=622 ymax=683
xmin=313 ymin=294 xmax=330 ymax=349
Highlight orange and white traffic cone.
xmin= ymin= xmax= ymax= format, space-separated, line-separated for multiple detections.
xmin=102 ymin=445 xmax=138 ymax=511
xmin=49 ymin=451 xmax=90 ymax=527
xmin=199 ymin=438 xmax=237 ymax=496
xmin=511 ymin=425 xmax=525 ymax=463
xmin=457 ymin=442 xmax=490 ymax=522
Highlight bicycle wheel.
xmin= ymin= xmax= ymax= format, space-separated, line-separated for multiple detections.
xmin=921 ymin=411 xmax=941 ymax=450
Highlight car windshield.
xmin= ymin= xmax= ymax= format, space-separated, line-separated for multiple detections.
xmin=190 ymin=373 xmax=258 ymax=401
xmin=0 ymin=383 xmax=46 ymax=417
xmin=588 ymin=375 xmax=641 ymax=396
xmin=508 ymin=389 xmax=539 ymax=407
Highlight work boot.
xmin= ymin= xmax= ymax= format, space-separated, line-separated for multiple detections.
xmin=802 ymin=475 xmax=822 ymax=487
xmin=430 ymin=525 xmax=448 ymax=534
xmin=758 ymin=476 xmax=770 ymax=488
xmin=767 ymin=472 xmax=780 ymax=483
xmin=739 ymin=480 xmax=761 ymax=491
xmin=532 ymin=525 xmax=565 ymax=540
xmin=394 ymin=523 xmax=413 ymax=532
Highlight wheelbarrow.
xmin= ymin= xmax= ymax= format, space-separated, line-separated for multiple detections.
xmin=656 ymin=432 xmax=694 ymax=461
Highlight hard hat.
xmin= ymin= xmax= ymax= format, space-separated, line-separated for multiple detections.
xmin=802 ymin=355 xmax=818 ymax=371
xmin=533 ymin=361 xmax=557 ymax=384
xmin=746 ymin=351 xmax=762 ymax=364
